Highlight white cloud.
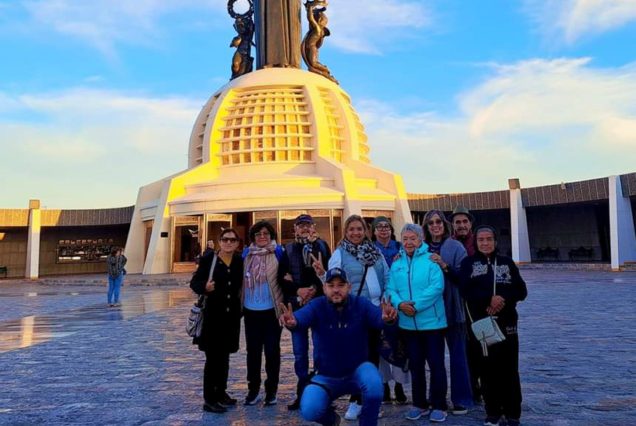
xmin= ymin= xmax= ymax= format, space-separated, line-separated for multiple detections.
xmin=20 ymin=0 xmax=225 ymax=61
xmin=0 ymin=88 xmax=202 ymax=208
xmin=328 ymin=0 xmax=432 ymax=54
xmin=18 ymin=0 xmax=430 ymax=58
xmin=360 ymin=58 xmax=636 ymax=193
xmin=525 ymin=0 xmax=636 ymax=44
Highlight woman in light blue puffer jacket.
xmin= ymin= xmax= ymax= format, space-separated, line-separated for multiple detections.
xmin=386 ymin=223 xmax=448 ymax=423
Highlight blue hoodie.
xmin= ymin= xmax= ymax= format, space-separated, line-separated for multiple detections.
xmin=293 ymin=294 xmax=394 ymax=378
xmin=386 ymin=243 xmax=447 ymax=331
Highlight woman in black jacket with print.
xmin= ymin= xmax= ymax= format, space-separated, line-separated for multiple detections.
xmin=459 ymin=226 xmax=528 ymax=426
xmin=190 ymin=228 xmax=244 ymax=414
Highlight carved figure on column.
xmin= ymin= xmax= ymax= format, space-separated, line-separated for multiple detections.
xmin=253 ymin=0 xmax=302 ymax=69
xmin=228 ymin=0 xmax=255 ymax=80
xmin=301 ymin=0 xmax=338 ymax=84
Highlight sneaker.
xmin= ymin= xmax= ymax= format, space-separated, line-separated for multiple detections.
xmin=484 ymin=416 xmax=501 ymax=426
xmin=405 ymin=407 xmax=430 ymax=421
xmin=244 ymin=392 xmax=261 ymax=406
xmin=219 ymin=392 xmax=237 ymax=406
xmin=264 ymin=394 xmax=278 ymax=406
xmin=430 ymin=410 xmax=447 ymax=423
xmin=344 ymin=402 xmax=362 ymax=420
xmin=203 ymin=402 xmax=227 ymax=413
xmin=506 ymin=419 xmax=521 ymax=426
xmin=452 ymin=405 xmax=469 ymax=415
xmin=287 ymin=397 xmax=301 ymax=411
xmin=394 ymin=383 xmax=408 ymax=405
xmin=378 ymin=407 xmax=384 ymax=419
xmin=382 ymin=383 xmax=392 ymax=404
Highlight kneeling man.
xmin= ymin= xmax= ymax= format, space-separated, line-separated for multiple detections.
xmin=279 ymin=268 xmax=397 ymax=426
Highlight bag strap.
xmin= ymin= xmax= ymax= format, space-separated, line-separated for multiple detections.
xmin=465 ymin=257 xmax=498 ymax=324
xmin=200 ymin=253 xmax=218 ymax=309
xmin=357 ymin=265 xmax=370 ymax=297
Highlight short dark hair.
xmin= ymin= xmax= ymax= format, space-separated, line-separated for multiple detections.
xmin=219 ymin=228 xmax=239 ymax=240
xmin=110 ymin=246 xmax=121 ymax=256
xmin=249 ymin=221 xmax=277 ymax=243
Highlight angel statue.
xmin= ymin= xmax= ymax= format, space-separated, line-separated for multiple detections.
xmin=301 ymin=0 xmax=338 ymax=84
xmin=228 ymin=0 xmax=255 ymax=80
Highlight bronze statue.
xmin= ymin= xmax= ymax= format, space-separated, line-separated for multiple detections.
xmin=301 ymin=0 xmax=338 ymax=84
xmin=253 ymin=0 xmax=302 ymax=69
xmin=228 ymin=0 xmax=255 ymax=80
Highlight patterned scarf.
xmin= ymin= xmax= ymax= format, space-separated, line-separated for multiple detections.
xmin=295 ymin=231 xmax=320 ymax=267
xmin=340 ymin=237 xmax=382 ymax=266
xmin=244 ymin=241 xmax=276 ymax=291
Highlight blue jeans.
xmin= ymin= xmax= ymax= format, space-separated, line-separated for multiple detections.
xmin=301 ymin=362 xmax=383 ymax=426
xmin=107 ymin=275 xmax=123 ymax=304
xmin=402 ymin=329 xmax=448 ymax=411
xmin=446 ymin=323 xmax=474 ymax=409
xmin=292 ymin=328 xmax=313 ymax=392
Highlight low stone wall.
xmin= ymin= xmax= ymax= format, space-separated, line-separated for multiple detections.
xmin=35 ymin=273 xmax=193 ymax=287
xmin=519 ymin=263 xmax=612 ymax=271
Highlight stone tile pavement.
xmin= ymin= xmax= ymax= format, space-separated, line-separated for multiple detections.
xmin=0 ymin=270 xmax=635 ymax=425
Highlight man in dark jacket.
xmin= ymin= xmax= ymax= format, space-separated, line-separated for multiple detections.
xmin=282 ymin=214 xmax=331 ymax=410
xmin=279 ymin=268 xmax=398 ymax=426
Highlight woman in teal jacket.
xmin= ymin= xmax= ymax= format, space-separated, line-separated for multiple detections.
xmin=386 ymin=223 xmax=448 ymax=423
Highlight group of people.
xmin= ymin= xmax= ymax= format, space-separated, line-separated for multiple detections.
xmin=190 ymin=208 xmax=528 ymax=426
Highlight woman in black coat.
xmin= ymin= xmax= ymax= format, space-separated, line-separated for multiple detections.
xmin=459 ymin=226 xmax=528 ymax=426
xmin=190 ymin=228 xmax=243 ymax=414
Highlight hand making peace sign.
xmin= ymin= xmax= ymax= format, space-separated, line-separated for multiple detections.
xmin=278 ymin=302 xmax=297 ymax=328
xmin=309 ymin=252 xmax=325 ymax=276
xmin=380 ymin=295 xmax=398 ymax=323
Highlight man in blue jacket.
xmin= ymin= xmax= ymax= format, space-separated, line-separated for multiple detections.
xmin=279 ymin=267 xmax=398 ymax=426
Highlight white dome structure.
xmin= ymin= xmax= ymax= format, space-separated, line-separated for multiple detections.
xmin=126 ymin=68 xmax=411 ymax=274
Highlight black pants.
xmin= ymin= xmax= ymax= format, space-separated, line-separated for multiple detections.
xmin=467 ymin=329 xmax=484 ymax=398
xmin=481 ymin=330 xmax=522 ymax=419
xmin=203 ymin=349 xmax=231 ymax=404
xmin=350 ymin=329 xmax=381 ymax=404
xmin=244 ymin=308 xmax=283 ymax=395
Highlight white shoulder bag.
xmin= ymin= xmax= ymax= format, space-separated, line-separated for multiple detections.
xmin=466 ymin=259 xmax=506 ymax=356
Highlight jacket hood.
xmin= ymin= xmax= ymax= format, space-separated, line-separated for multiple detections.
xmin=399 ymin=241 xmax=430 ymax=258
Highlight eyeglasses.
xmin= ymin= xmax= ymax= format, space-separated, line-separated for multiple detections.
xmin=220 ymin=237 xmax=238 ymax=243
xmin=427 ymin=219 xmax=443 ymax=226
xmin=255 ymin=232 xmax=270 ymax=238
xmin=375 ymin=225 xmax=391 ymax=230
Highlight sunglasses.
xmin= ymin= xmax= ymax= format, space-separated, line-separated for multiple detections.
xmin=375 ymin=225 xmax=391 ymax=230
xmin=220 ymin=237 xmax=238 ymax=243
xmin=427 ymin=219 xmax=443 ymax=225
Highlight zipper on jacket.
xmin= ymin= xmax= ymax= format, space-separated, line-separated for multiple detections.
xmin=406 ymin=256 xmax=419 ymax=331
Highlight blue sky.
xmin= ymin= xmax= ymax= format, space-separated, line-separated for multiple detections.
xmin=1 ymin=0 xmax=636 ymax=208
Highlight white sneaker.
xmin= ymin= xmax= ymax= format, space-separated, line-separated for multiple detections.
xmin=344 ymin=402 xmax=362 ymax=420
xmin=378 ymin=407 xmax=384 ymax=419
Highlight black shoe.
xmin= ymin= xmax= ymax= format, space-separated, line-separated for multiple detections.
xmin=287 ymin=397 xmax=301 ymax=411
xmin=264 ymin=393 xmax=278 ymax=406
xmin=219 ymin=392 xmax=237 ymax=406
xmin=382 ymin=383 xmax=392 ymax=404
xmin=244 ymin=391 xmax=261 ymax=406
xmin=203 ymin=402 xmax=227 ymax=413
xmin=394 ymin=382 xmax=408 ymax=405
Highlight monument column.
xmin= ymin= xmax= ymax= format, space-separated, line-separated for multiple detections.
xmin=509 ymin=179 xmax=532 ymax=264
xmin=25 ymin=199 xmax=41 ymax=279
xmin=609 ymin=175 xmax=636 ymax=271
xmin=253 ymin=0 xmax=302 ymax=69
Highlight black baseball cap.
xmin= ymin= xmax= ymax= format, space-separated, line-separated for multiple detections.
xmin=325 ymin=267 xmax=347 ymax=283
xmin=295 ymin=214 xmax=314 ymax=225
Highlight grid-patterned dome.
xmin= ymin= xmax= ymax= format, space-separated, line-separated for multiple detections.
xmin=188 ymin=68 xmax=371 ymax=169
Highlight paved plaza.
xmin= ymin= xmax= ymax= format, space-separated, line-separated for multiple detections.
xmin=0 ymin=270 xmax=635 ymax=426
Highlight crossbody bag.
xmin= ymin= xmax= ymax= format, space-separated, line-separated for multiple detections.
xmin=465 ymin=258 xmax=506 ymax=356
